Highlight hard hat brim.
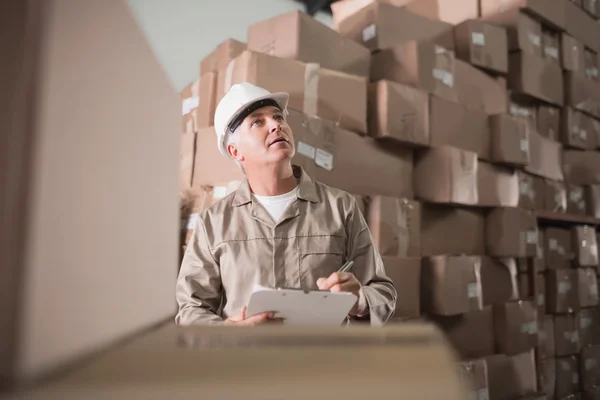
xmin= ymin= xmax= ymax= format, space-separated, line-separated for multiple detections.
xmin=218 ymin=92 xmax=289 ymax=157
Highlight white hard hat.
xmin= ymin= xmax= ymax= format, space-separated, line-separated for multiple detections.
xmin=214 ymin=82 xmax=289 ymax=157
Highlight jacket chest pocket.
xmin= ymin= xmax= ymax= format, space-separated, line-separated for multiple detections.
xmin=298 ymin=235 xmax=346 ymax=289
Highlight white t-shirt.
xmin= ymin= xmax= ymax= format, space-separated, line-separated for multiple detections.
xmin=252 ymin=186 xmax=298 ymax=223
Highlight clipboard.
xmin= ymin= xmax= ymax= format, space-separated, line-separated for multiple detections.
xmin=246 ymin=285 xmax=357 ymax=326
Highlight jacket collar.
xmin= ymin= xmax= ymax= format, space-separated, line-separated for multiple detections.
xmin=232 ymin=165 xmax=319 ymax=207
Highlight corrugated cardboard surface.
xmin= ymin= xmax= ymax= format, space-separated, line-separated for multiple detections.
xmin=509 ymin=98 xmax=538 ymax=131
xmin=537 ymin=356 xmax=556 ymax=399
xmin=537 ymin=104 xmax=560 ymax=141
xmin=516 ymin=171 xmax=544 ymax=209
xmin=455 ymin=59 xmax=508 ymax=115
xmin=566 ymin=0 xmax=600 ymax=52
xmin=556 ymin=355 xmax=580 ymax=398
xmin=565 ymin=71 xmax=600 ymax=120
xmin=547 ymin=270 xmax=580 ymax=314
xmin=179 ymin=131 xmax=196 ymax=192
xmin=192 ymin=127 xmax=244 ymax=187
xmin=586 ymin=386 xmax=600 ymax=400
xmin=371 ymin=41 xmax=457 ymax=104
xmin=544 ymin=227 xmax=572 ymax=270
xmin=508 ymin=51 xmax=564 ymax=106
xmin=196 ymin=72 xmax=217 ymax=129
xmin=561 ymin=108 xmax=599 ymax=150
xmin=539 ymin=316 xmax=556 ymax=359
xmin=542 ymin=29 xmax=562 ymax=65
xmin=491 ymin=114 xmax=530 ymax=167
xmin=420 ymin=205 xmax=486 ymax=256
xmin=544 ymin=179 xmax=568 ymax=213
xmin=480 ymin=9 xmax=542 ymax=56
xmin=486 ymin=350 xmax=538 ymax=400
xmin=572 ymin=225 xmax=599 ymax=267
xmin=454 ymin=19 xmax=508 ymax=74
xmin=477 ymin=162 xmax=519 ymax=207
xmin=481 ymin=257 xmax=519 ymax=306
xmin=367 ymin=81 xmax=430 ymax=146
xmin=586 ymin=185 xmax=600 ymax=218
xmin=563 ymin=150 xmax=600 ymax=185
xmin=524 ymin=130 xmax=564 ymax=181
xmin=382 ymin=257 xmax=421 ymax=320
xmin=337 ymin=2 xmax=455 ymax=51
xmin=485 ymin=207 xmax=538 ymax=257
xmin=583 ymin=0 xmax=600 ymax=17
xmin=457 ymin=358 xmax=489 ymax=400
xmin=481 ymin=0 xmax=567 ymax=30
xmin=403 ymin=0 xmax=479 ymax=25
xmin=248 ymin=11 xmax=370 ymax=77
xmin=421 ymin=255 xmax=483 ymax=316
xmin=567 ymin=184 xmax=588 ymax=215
xmin=434 ymin=307 xmax=495 ymax=359
xmin=200 ymin=39 xmax=246 ymax=76
xmin=430 ymin=96 xmax=491 ymax=160
xmin=289 ymin=110 xmax=414 ymax=197
xmin=585 ymin=49 xmax=600 ymax=81
xmin=368 ymin=197 xmax=421 ymax=258
xmin=330 ymin=0 xmax=415 ymax=28
xmin=493 ymin=301 xmax=539 ymax=355
xmin=414 ymin=146 xmax=478 ymax=205
xmin=581 ymin=346 xmax=600 ymax=390
xmin=562 ymin=33 xmax=586 ymax=73
xmin=579 ymin=308 xmax=600 ymax=347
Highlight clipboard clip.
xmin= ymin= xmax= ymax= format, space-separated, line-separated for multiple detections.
xmin=276 ymin=287 xmax=330 ymax=294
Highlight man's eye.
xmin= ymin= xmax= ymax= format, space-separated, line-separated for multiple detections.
xmin=252 ymin=119 xmax=262 ymax=126
xmin=274 ymin=115 xmax=284 ymax=121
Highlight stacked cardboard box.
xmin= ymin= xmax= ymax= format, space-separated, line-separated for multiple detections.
xmin=178 ymin=1 xmax=600 ymax=398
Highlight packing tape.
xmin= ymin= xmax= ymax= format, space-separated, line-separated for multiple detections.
xmin=473 ymin=257 xmax=483 ymax=310
xmin=304 ymin=63 xmax=320 ymax=117
xmin=500 ymin=258 xmax=519 ymax=300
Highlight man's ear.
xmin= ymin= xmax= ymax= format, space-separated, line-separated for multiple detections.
xmin=227 ymin=142 xmax=244 ymax=162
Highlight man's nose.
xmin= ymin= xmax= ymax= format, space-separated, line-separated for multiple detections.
xmin=268 ymin=119 xmax=281 ymax=134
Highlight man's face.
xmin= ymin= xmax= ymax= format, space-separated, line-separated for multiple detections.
xmin=227 ymin=105 xmax=295 ymax=167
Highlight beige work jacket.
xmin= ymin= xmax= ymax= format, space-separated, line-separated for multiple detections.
xmin=175 ymin=166 xmax=396 ymax=326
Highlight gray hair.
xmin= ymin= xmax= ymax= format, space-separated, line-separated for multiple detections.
xmin=226 ymin=129 xmax=245 ymax=173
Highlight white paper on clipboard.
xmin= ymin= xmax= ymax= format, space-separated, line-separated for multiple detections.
xmin=246 ymin=285 xmax=357 ymax=326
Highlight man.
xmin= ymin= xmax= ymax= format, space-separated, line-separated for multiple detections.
xmin=176 ymin=82 xmax=396 ymax=326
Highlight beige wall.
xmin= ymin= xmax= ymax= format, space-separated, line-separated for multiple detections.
xmin=4 ymin=0 xmax=179 ymax=382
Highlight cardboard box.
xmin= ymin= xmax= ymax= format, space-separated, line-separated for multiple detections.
xmin=200 ymin=39 xmax=246 ymax=76
xmin=421 ymin=255 xmax=483 ymax=316
xmin=508 ymin=52 xmax=564 ymax=106
xmin=480 ymin=258 xmax=519 ymax=306
xmin=195 ymin=72 xmax=217 ymax=129
xmin=433 ymin=307 xmax=495 ymax=359
xmin=567 ymin=184 xmax=588 ymax=215
xmin=562 ymin=33 xmax=586 ymax=73
xmin=288 ymin=110 xmax=413 ymax=197
xmin=336 ymin=2 xmax=455 ymax=51
xmin=542 ymin=29 xmax=562 ymax=64
xmin=578 ymin=268 xmax=599 ymax=307
xmin=585 ymin=49 xmax=600 ymax=81
xmin=218 ymin=51 xmax=368 ymax=134
xmin=490 ymin=114 xmax=530 ymax=167
xmin=563 ymin=150 xmax=600 ymax=185
xmin=524 ymin=130 xmax=564 ymax=181
xmin=537 ymin=105 xmax=560 ymax=142
xmin=367 ymin=81 xmax=429 ymax=146
xmin=565 ymin=71 xmax=600 ymax=120
xmin=581 ymin=346 xmax=600 ymax=390
xmin=367 ymin=197 xmax=421 ymax=258
xmin=421 ymin=204 xmax=486 ymax=256
xmin=535 ymin=273 xmax=547 ymax=310
xmin=537 ymin=356 xmax=556 ymax=399
xmin=381 ymin=257 xmax=421 ymax=320
xmin=191 ymin=127 xmax=245 ymax=187
xmin=480 ymin=0 xmax=568 ymax=30
xmin=566 ymin=0 xmax=600 ymax=53
xmin=544 ymin=179 xmax=568 ymax=213
xmin=414 ymin=147 xmax=477 ymax=205
xmin=401 ymin=0 xmax=479 ymax=25
xmin=180 ymin=131 xmax=195 ymax=191
xmin=586 ymin=185 xmax=600 ymax=218
xmin=539 ymin=316 xmax=556 ymax=359
xmin=486 ymin=350 xmax=538 ymax=400
xmin=371 ymin=41 xmax=457 ymax=104
xmin=572 ymin=225 xmax=599 ymax=267
xmin=538 ymin=229 xmax=547 ymax=260
xmin=518 ymin=257 xmax=546 ymax=275
xmin=454 ymin=20 xmax=508 ymax=75
xmin=556 ymin=356 xmax=581 ymax=398
xmin=493 ymin=301 xmax=539 ymax=355
xmin=516 ymin=171 xmax=545 ymax=210
xmin=545 ymin=228 xmax=573 ymax=270
xmin=585 ymin=386 xmax=600 ymax=400
xmin=429 ymin=96 xmax=491 ymax=160
xmin=561 ymin=108 xmax=600 ymax=150
xmin=554 ymin=313 xmax=582 ymax=356
xmin=486 ymin=207 xmax=538 ymax=257
xmin=247 ymin=11 xmax=371 ymax=77
xmin=455 ymin=59 xmax=509 ymax=115
xmin=180 ymin=79 xmax=199 ymax=133
xmin=579 ymin=308 xmax=600 ymax=347
xmin=479 ymin=9 xmax=542 ymax=56
xmin=457 ymin=359 xmax=489 ymax=400
xmin=583 ymin=0 xmax=600 ymax=16
xmin=509 ymin=99 xmax=537 ymax=131
xmin=546 ymin=270 xmax=580 ymax=313
xmin=570 ymin=0 xmax=583 ymax=6
xmin=330 ymin=0 xmax=414 ymax=28
xmin=477 ymin=162 xmax=520 ymax=207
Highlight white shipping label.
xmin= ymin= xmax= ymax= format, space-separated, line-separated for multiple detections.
xmin=468 ymin=282 xmax=479 ymax=299
xmin=315 ymin=148 xmax=334 ymax=171
xmin=472 ymin=32 xmax=486 ymax=46
xmin=297 ymin=141 xmax=316 ymax=159
xmin=520 ymin=139 xmax=529 ymax=153
xmin=586 ymin=359 xmax=598 ymax=370
xmin=573 ymin=373 xmax=579 ymax=385
xmin=529 ymin=33 xmax=541 ymax=47
xmin=433 ymin=68 xmax=454 ymax=87
xmin=477 ymin=388 xmax=489 ymax=400
xmin=521 ymin=321 xmax=538 ymax=335
xmin=182 ymin=97 xmax=199 ymax=115
xmin=520 ymin=181 xmax=531 ymax=194
xmin=590 ymin=242 xmax=598 ymax=257
xmin=558 ymin=281 xmax=572 ymax=294
xmin=571 ymin=330 xmax=580 ymax=343
xmin=537 ymin=293 xmax=545 ymax=307
xmin=527 ymin=231 xmax=537 ymax=244
xmin=581 ymin=129 xmax=588 ymax=140
xmin=591 ymin=282 xmax=599 ymax=297
xmin=545 ymin=46 xmax=559 ymax=60
xmin=581 ymin=317 xmax=592 ymax=329
xmin=187 ymin=213 xmax=198 ymax=230
xmin=550 ymin=239 xmax=558 ymax=251
xmin=362 ymin=24 xmax=376 ymax=42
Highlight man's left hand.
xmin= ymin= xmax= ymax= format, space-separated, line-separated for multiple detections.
xmin=316 ymin=272 xmax=364 ymax=315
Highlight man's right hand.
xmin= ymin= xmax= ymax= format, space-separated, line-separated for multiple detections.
xmin=224 ymin=306 xmax=283 ymax=326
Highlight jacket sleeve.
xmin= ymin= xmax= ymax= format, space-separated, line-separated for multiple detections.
xmin=175 ymin=216 xmax=225 ymax=325
xmin=346 ymin=197 xmax=397 ymax=326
